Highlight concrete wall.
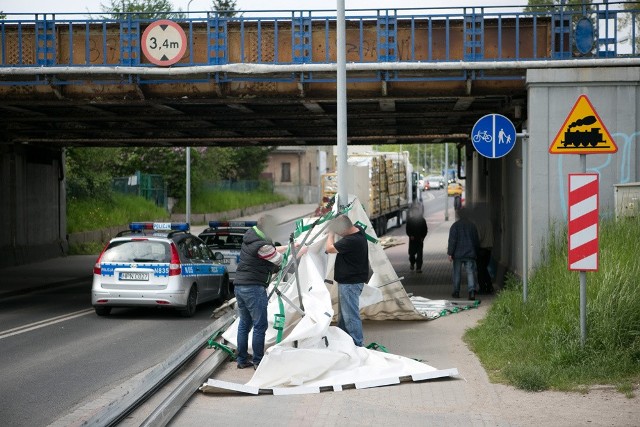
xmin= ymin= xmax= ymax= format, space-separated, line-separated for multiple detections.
xmin=0 ymin=145 xmax=66 ymax=267
xmin=524 ymin=67 xmax=640 ymax=271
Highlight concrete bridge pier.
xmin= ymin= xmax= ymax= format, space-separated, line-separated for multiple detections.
xmin=0 ymin=145 xmax=67 ymax=267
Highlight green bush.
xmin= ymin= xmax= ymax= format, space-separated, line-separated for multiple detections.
xmin=465 ymin=216 xmax=640 ymax=393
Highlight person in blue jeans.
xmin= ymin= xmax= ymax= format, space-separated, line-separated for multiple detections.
xmin=447 ymin=207 xmax=480 ymax=300
xmin=233 ymin=215 xmax=286 ymax=369
xmin=325 ymin=214 xmax=370 ymax=347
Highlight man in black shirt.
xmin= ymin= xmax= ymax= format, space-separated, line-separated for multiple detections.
xmin=325 ymin=214 xmax=369 ymax=347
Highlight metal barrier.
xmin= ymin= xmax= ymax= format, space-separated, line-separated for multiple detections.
xmin=0 ymin=2 xmax=638 ymax=84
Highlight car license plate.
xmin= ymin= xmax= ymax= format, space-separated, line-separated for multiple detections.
xmin=120 ymin=272 xmax=149 ymax=281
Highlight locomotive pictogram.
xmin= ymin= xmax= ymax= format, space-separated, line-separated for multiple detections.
xmin=549 ymin=95 xmax=617 ymax=155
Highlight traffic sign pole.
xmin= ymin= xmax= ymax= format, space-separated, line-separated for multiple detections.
xmin=519 ymin=131 xmax=529 ymax=303
xmin=579 ymin=154 xmax=587 ymax=347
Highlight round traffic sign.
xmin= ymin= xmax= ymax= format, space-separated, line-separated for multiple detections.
xmin=471 ymin=114 xmax=517 ymax=159
xmin=141 ymin=20 xmax=187 ymax=66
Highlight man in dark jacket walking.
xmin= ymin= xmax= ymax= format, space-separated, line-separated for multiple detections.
xmin=233 ymin=215 xmax=286 ymax=369
xmin=447 ymin=208 xmax=480 ymax=300
xmin=406 ymin=205 xmax=428 ymax=273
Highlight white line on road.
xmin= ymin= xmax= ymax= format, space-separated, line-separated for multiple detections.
xmin=0 ymin=308 xmax=94 ymax=340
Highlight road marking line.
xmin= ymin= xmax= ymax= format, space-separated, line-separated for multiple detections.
xmin=0 ymin=308 xmax=94 ymax=340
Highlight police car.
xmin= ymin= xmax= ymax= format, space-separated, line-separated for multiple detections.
xmin=198 ymin=221 xmax=256 ymax=284
xmin=91 ymin=222 xmax=229 ymax=317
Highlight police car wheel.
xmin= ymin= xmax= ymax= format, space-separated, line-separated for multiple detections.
xmin=219 ymin=276 xmax=231 ymax=302
xmin=94 ymin=306 xmax=111 ymax=316
xmin=180 ymin=286 xmax=198 ymax=317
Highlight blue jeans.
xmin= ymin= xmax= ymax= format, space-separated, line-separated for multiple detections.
xmin=452 ymin=258 xmax=477 ymax=294
xmin=234 ymin=285 xmax=268 ymax=365
xmin=337 ymin=283 xmax=364 ymax=347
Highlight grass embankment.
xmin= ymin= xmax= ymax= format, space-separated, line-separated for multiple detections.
xmin=172 ymin=190 xmax=287 ymax=214
xmin=67 ymin=191 xmax=288 ymax=254
xmin=67 ymin=193 xmax=169 ymax=234
xmin=465 ymin=217 xmax=640 ymax=396
xmin=67 ymin=193 xmax=169 ymax=255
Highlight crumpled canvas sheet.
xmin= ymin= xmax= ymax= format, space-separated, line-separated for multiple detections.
xmin=207 ymin=197 xmax=457 ymax=393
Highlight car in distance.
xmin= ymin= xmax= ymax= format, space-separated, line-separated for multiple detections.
xmin=447 ymin=182 xmax=464 ymax=197
xmin=199 ymin=221 xmax=255 ymax=284
xmin=91 ymin=222 xmax=229 ymax=317
xmin=427 ymin=176 xmax=445 ymax=190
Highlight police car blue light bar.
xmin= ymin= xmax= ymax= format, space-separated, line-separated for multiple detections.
xmin=129 ymin=222 xmax=190 ymax=231
xmin=208 ymin=221 xmax=257 ymax=228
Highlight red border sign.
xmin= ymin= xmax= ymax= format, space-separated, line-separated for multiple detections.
xmin=141 ymin=20 xmax=187 ymax=66
xmin=568 ymin=173 xmax=599 ymax=271
xmin=549 ymin=95 xmax=618 ymax=155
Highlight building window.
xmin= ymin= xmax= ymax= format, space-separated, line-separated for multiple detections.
xmin=281 ymin=162 xmax=291 ymax=182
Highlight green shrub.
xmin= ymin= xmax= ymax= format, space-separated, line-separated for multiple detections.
xmin=465 ymin=216 xmax=640 ymax=393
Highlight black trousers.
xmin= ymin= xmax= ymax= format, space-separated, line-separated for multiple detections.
xmin=408 ymin=240 xmax=424 ymax=269
xmin=477 ymin=247 xmax=493 ymax=292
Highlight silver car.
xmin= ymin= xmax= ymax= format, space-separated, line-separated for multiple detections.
xmin=91 ymin=222 xmax=230 ymax=317
xmin=199 ymin=221 xmax=256 ymax=284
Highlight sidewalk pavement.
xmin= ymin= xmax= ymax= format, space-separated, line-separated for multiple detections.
xmin=0 ymin=203 xmax=318 ymax=300
xmin=171 ymin=210 xmax=639 ymax=427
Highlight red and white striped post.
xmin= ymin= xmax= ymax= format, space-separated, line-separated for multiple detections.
xmin=568 ymin=174 xmax=599 ymax=271
xmin=568 ymin=172 xmax=599 ymax=346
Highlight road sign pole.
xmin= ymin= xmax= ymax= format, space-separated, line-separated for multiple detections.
xmin=579 ymin=153 xmax=587 ymax=347
xmin=519 ymin=131 xmax=529 ymax=303
xmin=444 ymin=142 xmax=449 ymax=221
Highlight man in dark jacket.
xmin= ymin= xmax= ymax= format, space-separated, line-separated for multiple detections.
xmin=406 ymin=205 xmax=428 ymax=273
xmin=447 ymin=208 xmax=480 ymax=300
xmin=233 ymin=215 xmax=286 ymax=369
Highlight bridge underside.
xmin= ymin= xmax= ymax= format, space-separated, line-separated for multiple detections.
xmin=0 ymin=76 xmax=526 ymax=148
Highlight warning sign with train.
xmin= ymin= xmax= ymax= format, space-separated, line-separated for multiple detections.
xmin=549 ymin=95 xmax=618 ymax=155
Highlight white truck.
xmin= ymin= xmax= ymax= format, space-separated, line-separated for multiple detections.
xmin=318 ymin=151 xmax=413 ymax=236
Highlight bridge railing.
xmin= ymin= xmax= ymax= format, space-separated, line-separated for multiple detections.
xmin=0 ymin=2 xmax=637 ymax=82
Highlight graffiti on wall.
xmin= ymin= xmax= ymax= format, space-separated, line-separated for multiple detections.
xmin=556 ymin=131 xmax=639 ymax=220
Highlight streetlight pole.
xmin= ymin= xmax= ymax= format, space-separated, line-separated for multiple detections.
xmin=336 ymin=0 xmax=348 ymax=208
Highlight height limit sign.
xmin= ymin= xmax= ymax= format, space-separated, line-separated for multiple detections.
xmin=141 ymin=20 xmax=187 ymax=66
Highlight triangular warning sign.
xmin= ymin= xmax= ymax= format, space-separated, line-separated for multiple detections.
xmin=549 ymin=95 xmax=617 ymax=154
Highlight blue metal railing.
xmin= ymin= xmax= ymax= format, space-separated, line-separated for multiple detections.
xmin=0 ymin=2 xmax=638 ymax=85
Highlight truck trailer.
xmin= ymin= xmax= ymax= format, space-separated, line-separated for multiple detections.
xmin=318 ymin=151 xmax=413 ymax=236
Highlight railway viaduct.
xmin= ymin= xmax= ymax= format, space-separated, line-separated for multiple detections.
xmin=1 ymin=4 xmax=638 ymax=276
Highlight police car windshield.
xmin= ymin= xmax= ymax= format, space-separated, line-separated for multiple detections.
xmin=201 ymin=233 xmax=244 ymax=250
xmin=102 ymin=240 xmax=172 ymax=263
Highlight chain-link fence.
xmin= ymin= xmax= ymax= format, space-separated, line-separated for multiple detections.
xmin=112 ymin=171 xmax=167 ymax=208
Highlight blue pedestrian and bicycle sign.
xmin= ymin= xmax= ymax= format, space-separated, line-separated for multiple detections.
xmin=471 ymin=114 xmax=517 ymax=159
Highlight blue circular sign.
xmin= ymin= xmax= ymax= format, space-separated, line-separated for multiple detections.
xmin=471 ymin=114 xmax=517 ymax=159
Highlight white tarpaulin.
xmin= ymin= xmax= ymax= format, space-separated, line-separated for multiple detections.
xmin=206 ymin=198 xmax=457 ymax=393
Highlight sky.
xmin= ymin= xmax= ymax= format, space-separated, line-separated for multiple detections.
xmin=1 ymin=1 xmax=529 ymax=16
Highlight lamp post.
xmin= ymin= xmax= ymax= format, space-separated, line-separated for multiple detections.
xmin=336 ymin=0 xmax=348 ymax=208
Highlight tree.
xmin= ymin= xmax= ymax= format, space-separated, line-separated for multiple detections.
xmin=100 ymin=0 xmax=185 ymax=20
xmin=65 ymin=147 xmax=123 ymax=201
xmin=211 ymin=0 xmax=240 ymax=17
xmin=620 ymin=2 xmax=640 ymax=52
xmin=524 ymin=0 xmax=593 ymax=13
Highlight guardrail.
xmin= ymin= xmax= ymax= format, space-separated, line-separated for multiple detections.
xmin=0 ymin=2 xmax=638 ymax=85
